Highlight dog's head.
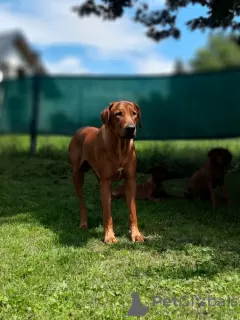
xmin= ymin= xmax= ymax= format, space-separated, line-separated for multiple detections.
xmin=147 ymin=165 xmax=183 ymax=185
xmin=100 ymin=100 xmax=142 ymax=139
xmin=147 ymin=165 xmax=170 ymax=184
xmin=208 ymin=147 xmax=232 ymax=167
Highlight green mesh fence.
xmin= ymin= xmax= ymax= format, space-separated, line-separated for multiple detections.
xmin=0 ymin=69 xmax=239 ymax=140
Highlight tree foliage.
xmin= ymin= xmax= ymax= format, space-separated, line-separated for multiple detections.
xmin=190 ymin=34 xmax=240 ymax=71
xmin=72 ymin=0 xmax=240 ymax=42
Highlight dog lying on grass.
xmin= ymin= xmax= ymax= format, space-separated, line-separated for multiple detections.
xmin=111 ymin=165 xmax=181 ymax=202
xmin=184 ymin=147 xmax=233 ymax=209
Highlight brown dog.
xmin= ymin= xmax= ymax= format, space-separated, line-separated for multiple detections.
xmin=184 ymin=147 xmax=232 ymax=209
xmin=112 ymin=165 xmax=181 ymax=201
xmin=68 ymin=101 xmax=144 ymax=243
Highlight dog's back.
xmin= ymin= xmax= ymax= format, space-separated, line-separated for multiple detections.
xmin=184 ymin=166 xmax=210 ymax=200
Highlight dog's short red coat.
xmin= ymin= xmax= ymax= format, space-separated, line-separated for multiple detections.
xmin=68 ymin=101 xmax=144 ymax=243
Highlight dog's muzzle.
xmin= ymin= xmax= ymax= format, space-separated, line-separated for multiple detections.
xmin=124 ymin=124 xmax=136 ymax=139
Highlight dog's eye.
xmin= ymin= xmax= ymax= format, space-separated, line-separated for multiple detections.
xmin=115 ymin=112 xmax=122 ymax=116
xmin=133 ymin=111 xmax=137 ymax=116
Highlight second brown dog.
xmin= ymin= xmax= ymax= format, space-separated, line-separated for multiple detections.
xmin=184 ymin=147 xmax=233 ymax=209
xmin=112 ymin=165 xmax=181 ymax=202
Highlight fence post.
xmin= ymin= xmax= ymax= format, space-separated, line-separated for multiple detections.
xmin=30 ymin=72 xmax=40 ymax=156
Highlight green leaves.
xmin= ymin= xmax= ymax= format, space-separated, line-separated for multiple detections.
xmin=191 ymin=33 xmax=240 ymax=72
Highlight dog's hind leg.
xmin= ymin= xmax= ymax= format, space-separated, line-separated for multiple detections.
xmin=70 ymin=160 xmax=88 ymax=228
xmin=69 ymin=139 xmax=90 ymax=228
xmin=73 ymin=166 xmax=89 ymax=228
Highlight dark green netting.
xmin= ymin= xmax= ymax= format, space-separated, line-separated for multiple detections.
xmin=0 ymin=78 xmax=32 ymax=134
xmin=0 ymin=69 xmax=239 ymax=139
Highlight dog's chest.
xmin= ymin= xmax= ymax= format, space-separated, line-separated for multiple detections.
xmin=211 ymin=169 xmax=224 ymax=187
xmin=111 ymin=158 xmax=130 ymax=181
xmin=111 ymin=167 xmax=124 ymax=181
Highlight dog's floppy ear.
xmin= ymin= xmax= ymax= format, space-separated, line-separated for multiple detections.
xmin=100 ymin=102 xmax=114 ymax=129
xmin=133 ymin=102 xmax=142 ymax=128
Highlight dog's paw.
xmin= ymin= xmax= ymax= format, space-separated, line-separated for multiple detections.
xmin=104 ymin=232 xmax=118 ymax=244
xmin=80 ymin=223 xmax=88 ymax=228
xmin=131 ymin=229 xmax=144 ymax=243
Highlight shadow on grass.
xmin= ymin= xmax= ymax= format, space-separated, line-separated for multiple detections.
xmin=1 ymin=136 xmax=240 ymax=176
xmin=1 ymin=143 xmax=240 ymax=280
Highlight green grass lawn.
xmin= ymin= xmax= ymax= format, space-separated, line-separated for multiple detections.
xmin=1 ymin=136 xmax=240 ymax=319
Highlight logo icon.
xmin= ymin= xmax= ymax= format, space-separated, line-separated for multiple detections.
xmin=127 ymin=292 xmax=149 ymax=317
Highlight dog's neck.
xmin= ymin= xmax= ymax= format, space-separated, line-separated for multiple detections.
xmin=102 ymin=125 xmax=133 ymax=167
xmin=206 ymin=159 xmax=225 ymax=171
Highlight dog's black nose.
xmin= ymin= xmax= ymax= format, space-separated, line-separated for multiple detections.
xmin=125 ymin=124 xmax=135 ymax=132
xmin=125 ymin=125 xmax=136 ymax=138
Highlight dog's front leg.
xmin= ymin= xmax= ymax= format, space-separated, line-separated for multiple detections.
xmin=125 ymin=178 xmax=144 ymax=242
xmin=207 ymin=181 xmax=216 ymax=209
xmin=100 ymin=179 xmax=117 ymax=243
xmin=147 ymin=188 xmax=160 ymax=202
xmin=220 ymin=184 xmax=233 ymax=206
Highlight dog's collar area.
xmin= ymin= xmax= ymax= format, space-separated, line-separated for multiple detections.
xmin=118 ymin=167 xmax=123 ymax=176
